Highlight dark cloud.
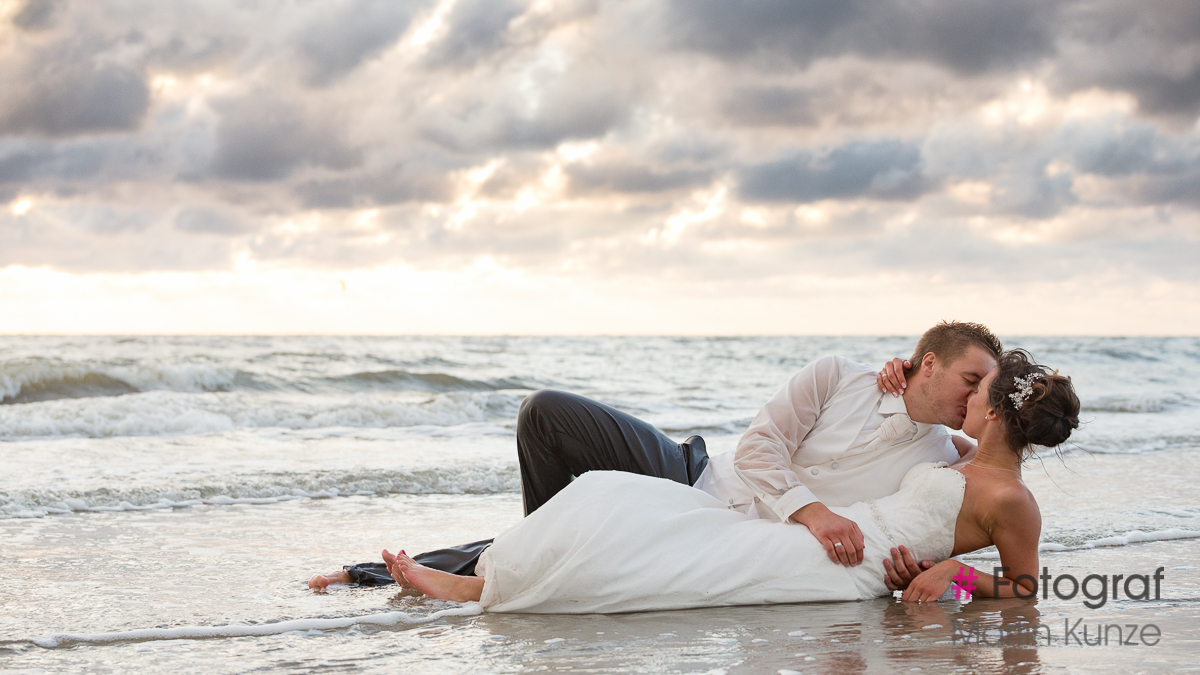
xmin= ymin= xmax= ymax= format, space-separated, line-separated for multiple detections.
xmin=0 ymin=44 xmax=149 ymax=137
xmin=145 ymin=31 xmax=245 ymax=74
xmin=1061 ymin=120 xmax=1200 ymax=208
xmin=665 ymin=0 xmax=1061 ymax=76
xmin=293 ymin=0 xmax=428 ymax=85
xmin=1067 ymin=124 xmax=1163 ymax=177
xmin=1117 ymin=68 xmax=1200 ymax=119
xmin=720 ymin=86 xmax=816 ymax=127
xmin=738 ymin=140 xmax=929 ymax=203
xmin=665 ymin=0 xmax=855 ymax=60
xmin=0 ymin=150 xmax=41 ymax=183
xmin=647 ymin=133 xmax=730 ymax=166
xmin=990 ymin=168 xmax=1076 ymax=218
xmin=174 ymin=207 xmax=250 ymax=235
xmin=672 ymin=0 xmax=1198 ymax=120
xmin=1054 ymin=0 xmax=1200 ymax=118
xmin=1130 ymin=172 xmax=1200 ymax=209
xmin=423 ymin=0 xmax=527 ymax=70
xmin=12 ymin=0 xmax=64 ymax=31
xmin=421 ymin=75 xmax=632 ymax=151
xmin=294 ymin=168 xmax=453 ymax=208
xmin=210 ymin=92 xmax=362 ymax=181
xmin=566 ymin=162 xmax=714 ymax=196
xmin=1120 ymin=170 xmax=1200 ymax=210
xmin=0 ymin=142 xmax=107 ymax=184
xmin=74 ymin=207 xmax=155 ymax=235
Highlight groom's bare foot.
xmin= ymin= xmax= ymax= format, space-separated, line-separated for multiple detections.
xmin=383 ymin=549 xmax=483 ymax=603
xmin=308 ymin=570 xmax=351 ymax=589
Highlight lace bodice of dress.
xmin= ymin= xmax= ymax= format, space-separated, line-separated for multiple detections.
xmin=834 ymin=462 xmax=966 ymax=596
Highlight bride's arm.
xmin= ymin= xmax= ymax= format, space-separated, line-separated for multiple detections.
xmin=901 ymin=488 xmax=1042 ymax=602
xmin=964 ymin=489 xmax=1042 ymax=598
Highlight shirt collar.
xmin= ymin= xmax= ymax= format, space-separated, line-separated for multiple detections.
xmin=878 ymin=391 xmax=910 ymax=416
xmin=880 ymin=392 xmax=939 ymax=434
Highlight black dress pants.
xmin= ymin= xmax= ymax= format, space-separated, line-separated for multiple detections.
xmin=344 ymin=389 xmax=709 ymax=584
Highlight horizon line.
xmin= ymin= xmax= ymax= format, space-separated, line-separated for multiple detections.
xmin=2 ymin=333 xmax=1196 ymax=339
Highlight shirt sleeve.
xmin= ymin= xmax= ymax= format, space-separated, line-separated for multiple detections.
xmin=733 ymin=355 xmax=843 ymax=523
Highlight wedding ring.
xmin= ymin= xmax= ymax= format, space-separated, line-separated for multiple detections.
xmin=833 ymin=542 xmax=844 ymax=547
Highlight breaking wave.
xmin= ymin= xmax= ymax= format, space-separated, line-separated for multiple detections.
xmin=0 ymin=359 xmax=247 ymax=404
xmin=1 ymin=358 xmax=537 ymax=405
xmin=0 ymin=390 xmax=527 ymax=440
xmin=321 ymin=370 xmax=534 ymax=393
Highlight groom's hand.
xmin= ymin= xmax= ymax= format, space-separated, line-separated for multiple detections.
xmin=792 ymin=502 xmax=865 ymax=566
xmin=883 ymin=545 xmax=935 ymax=591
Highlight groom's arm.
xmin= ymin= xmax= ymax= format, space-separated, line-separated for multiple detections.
xmin=733 ymin=356 xmax=866 ymax=566
xmin=733 ymin=356 xmax=839 ymax=519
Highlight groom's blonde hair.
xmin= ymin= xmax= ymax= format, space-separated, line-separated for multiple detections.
xmin=904 ymin=321 xmax=1003 ymax=378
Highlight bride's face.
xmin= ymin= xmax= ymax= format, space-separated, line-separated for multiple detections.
xmin=961 ymin=367 xmax=998 ymax=440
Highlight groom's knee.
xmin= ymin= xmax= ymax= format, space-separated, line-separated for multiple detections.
xmin=518 ymin=389 xmax=569 ymax=435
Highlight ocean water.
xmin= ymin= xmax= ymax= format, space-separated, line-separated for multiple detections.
xmin=1 ymin=336 xmax=1198 ymax=673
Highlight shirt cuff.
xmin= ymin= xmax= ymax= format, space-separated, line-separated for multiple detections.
xmin=774 ymin=485 xmax=820 ymax=523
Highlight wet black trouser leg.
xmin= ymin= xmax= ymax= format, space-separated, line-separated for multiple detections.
xmin=344 ymin=389 xmax=709 ymax=584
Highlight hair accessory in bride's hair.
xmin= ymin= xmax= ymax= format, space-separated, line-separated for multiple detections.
xmin=1009 ymin=372 xmax=1043 ymax=411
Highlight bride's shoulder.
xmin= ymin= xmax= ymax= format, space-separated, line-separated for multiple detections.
xmin=983 ymin=480 xmax=1042 ymax=545
xmin=969 ymin=473 xmax=1040 ymax=525
xmin=990 ymin=477 xmax=1039 ymax=511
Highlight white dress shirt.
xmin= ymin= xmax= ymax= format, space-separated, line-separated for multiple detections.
xmin=693 ymin=355 xmax=959 ymax=522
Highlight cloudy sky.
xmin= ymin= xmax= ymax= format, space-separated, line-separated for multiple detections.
xmin=2 ymin=0 xmax=1199 ymax=335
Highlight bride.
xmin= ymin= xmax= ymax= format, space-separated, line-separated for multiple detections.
xmin=360 ymin=349 xmax=1079 ymax=612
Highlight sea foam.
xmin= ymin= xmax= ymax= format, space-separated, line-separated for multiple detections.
xmin=29 ymin=604 xmax=483 ymax=648
xmin=0 ymin=464 xmax=520 ymax=518
xmin=962 ymin=528 xmax=1200 ymax=559
xmin=1081 ymin=393 xmax=1187 ymax=414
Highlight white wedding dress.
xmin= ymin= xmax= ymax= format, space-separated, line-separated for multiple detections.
xmin=476 ymin=463 xmax=965 ymax=613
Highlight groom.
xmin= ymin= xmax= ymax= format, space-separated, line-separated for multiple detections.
xmin=346 ymin=321 xmax=1001 ymax=589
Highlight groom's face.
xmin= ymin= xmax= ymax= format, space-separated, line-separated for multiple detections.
xmin=962 ymin=368 xmax=998 ymax=440
xmin=925 ymin=346 xmax=997 ymax=430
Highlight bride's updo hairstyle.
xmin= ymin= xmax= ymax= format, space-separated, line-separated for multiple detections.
xmin=988 ymin=349 xmax=1080 ymax=459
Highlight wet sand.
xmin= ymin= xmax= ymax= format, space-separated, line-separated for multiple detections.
xmin=2 ymin=491 xmax=1197 ymax=674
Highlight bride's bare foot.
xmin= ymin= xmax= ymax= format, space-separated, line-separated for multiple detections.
xmin=308 ymin=570 xmax=351 ymax=589
xmin=381 ymin=549 xmax=418 ymax=590
xmin=382 ymin=549 xmax=483 ymax=603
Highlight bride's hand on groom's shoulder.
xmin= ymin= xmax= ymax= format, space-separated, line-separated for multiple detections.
xmin=900 ymin=560 xmax=961 ymax=603
xmin=876 ymin=358 xmax=910 ymax=397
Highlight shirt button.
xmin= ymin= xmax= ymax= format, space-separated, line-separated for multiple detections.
xmin=811 ymin=468 xmax=819 ymax=476
xmin=831 ymin=462 xmax=840 ymax=470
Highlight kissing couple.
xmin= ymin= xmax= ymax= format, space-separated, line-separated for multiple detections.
xmin=310 ymin=321 xmax=1080 ymax=612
